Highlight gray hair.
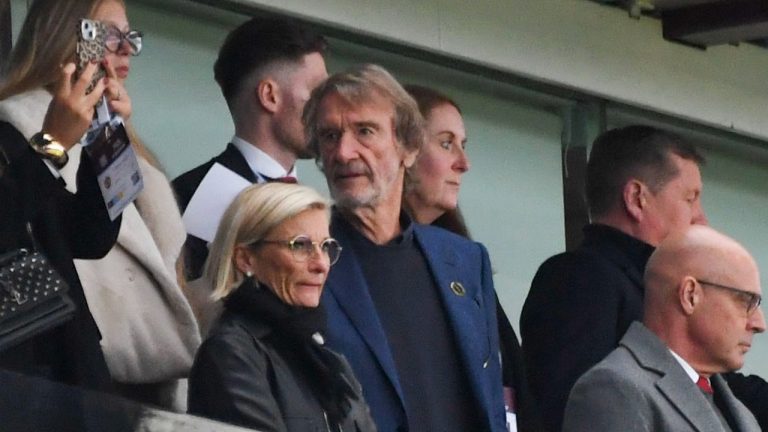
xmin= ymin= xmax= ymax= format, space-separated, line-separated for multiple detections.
xmin=303 ymin=63 xmax=424 ymax=162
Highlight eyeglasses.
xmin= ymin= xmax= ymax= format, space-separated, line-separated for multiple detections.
xmin=257 ymin=236 xmax=342 ymax=266
xmin=105 ymin=26 xmax=143 ymax=56
xmin=697 ymin=279 xmax=762 ymax=315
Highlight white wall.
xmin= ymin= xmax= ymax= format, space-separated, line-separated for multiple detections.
xmin=233 ymin=0 xmax=768 ymax=141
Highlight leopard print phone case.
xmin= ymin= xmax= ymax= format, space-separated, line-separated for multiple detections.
xmin=76 ymin=19 xmax=107 ymax=94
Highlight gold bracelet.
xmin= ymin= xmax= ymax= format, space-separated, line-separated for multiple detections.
xmin=29 ymin=132 xmax=69 ymax=169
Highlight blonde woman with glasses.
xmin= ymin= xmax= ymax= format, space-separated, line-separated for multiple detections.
xmin=189 ymin=183 xmax=376 ymax=432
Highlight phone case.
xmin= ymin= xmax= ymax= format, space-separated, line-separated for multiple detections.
xmin=76 ymin=19 xmax=107 ymax=94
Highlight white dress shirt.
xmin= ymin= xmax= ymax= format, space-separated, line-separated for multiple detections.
xmin=669 ymin=348 xmax=702 ymax=384
xmin=231 ymin=135 xmax=297 ymax=183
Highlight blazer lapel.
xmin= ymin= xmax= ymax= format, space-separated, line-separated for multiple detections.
xmin=624 ymin=323 xmax=723 ymax=432
xmin=327 ymin=221 xmax=405 ymax=402
xmin=656 ymin=374 xmax=724 ymax=432
xmin=414 ymin=226 xmax=495 ymax=427
xmin=217 ymin=143 xmax=258 ymax=183
xmin=712 ymin=375 xmax=761 ymax=432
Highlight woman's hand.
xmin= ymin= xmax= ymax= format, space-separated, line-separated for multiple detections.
xmin=103 ymin=58 xmax=132 ymax=120
xmin=41 ymin=62 xmax=105 ymax=149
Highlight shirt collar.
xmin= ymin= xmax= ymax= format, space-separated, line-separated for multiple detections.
xmin=231 ymin=135 xmax=297 ymax=182
xmin=669 ymin=349 xmax=699 ymax=384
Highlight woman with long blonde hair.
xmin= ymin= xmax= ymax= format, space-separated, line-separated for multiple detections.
xmin=0 ymin=0 xmax=200 ymax=408
xmin=0 ymin=1 xmax=128 ymax=392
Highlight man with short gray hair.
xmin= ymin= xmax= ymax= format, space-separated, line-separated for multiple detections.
xmin=305 ymin=64 xmax=506 ymax=432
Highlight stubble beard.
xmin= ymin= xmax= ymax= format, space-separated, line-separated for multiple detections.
xmin=330 ymin=183 xmax=381 ymax=211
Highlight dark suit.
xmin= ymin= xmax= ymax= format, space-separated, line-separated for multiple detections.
xmin=322 ymin=215 xmax=506 ymax=432
xmin=0 ymin=121 xmax=119 ymax=391
xmin=521 ymin=224 xmax=768 ymax=432
xmin=172 ymin=144 xmax=257 ymax=280
xmin=563 ymin=322 xmax=761 ymax=432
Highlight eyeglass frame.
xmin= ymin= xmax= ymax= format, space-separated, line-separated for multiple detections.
xmin=696 ymin=278 xmax=762 ymax=315
xmin=255 ymin=235 xmax=342 ymax=266
xmin=104 ymin=25 xmax=143 ymax=56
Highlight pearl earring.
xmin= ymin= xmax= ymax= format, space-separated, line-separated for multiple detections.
xmin=246 ymin=271 xmax=253 ymax=277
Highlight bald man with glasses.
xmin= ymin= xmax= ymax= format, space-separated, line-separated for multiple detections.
xmin=563 ymin=225 xmax=764 ymax=432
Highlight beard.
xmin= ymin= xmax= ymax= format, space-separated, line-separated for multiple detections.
xmin=326 ymin=160 xmax=382 ymax=209
xmin=326 ymin=159 xmax=407 ymax=213
xmin=332 ymin=186 xmax=381 ymax=210
xmin=272 ymin=108 xmax=315 ymax=160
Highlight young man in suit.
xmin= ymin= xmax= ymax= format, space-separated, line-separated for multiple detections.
xmin=173 ymin=17 xmax=327 ymax=279
xmin=563 ymin=225 xmax=765 ymax=432
xmin=303 ymin=64 xmax=507 ymax=432
xmin=521 ymin=125 xmax=768 ymax=432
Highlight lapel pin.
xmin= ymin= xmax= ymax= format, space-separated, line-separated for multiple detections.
xmin=450 ymin=281 xmax=466 ymax=296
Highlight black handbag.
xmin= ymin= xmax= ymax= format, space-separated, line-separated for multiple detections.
xmin=0 ymin=226 xmax=76 ymax=351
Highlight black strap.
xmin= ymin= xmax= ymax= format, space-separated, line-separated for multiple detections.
xmin=0 ymin=144 xmax=9 ymax=178
xmin=0 ymin=0 xmax=11 ymax=71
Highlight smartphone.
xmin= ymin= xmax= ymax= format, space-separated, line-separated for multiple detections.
xmin=76 ymin=19 xmax=107 ymax=94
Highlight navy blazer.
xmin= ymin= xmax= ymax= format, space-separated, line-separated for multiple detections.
xmin=322 ymin=218 xmax=506 ymax=432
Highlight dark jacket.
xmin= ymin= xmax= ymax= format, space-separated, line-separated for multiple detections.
xmin=187 ymin=290 xmax=377 ymax=432
xmin=0 ymin=121 xmax=120 ymax=391
xmin=496 ymin=296 xmax=542 ymax=432
xmin=172 ymin=144 xmax=256 ymax=280
xmin=521 ymin=223 xmax=768 ymax=432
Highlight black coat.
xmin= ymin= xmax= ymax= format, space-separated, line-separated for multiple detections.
xmin=495 ymin=296 xmax=542 ymax=432
xmin=0 ymin=121 xmax=120 ymax=391
xmin=521 ymin=224 xmax=768 ymax=432
xmin=188 ymin=301 xmax=377 ymax=432
xmin=172 ymin=143 xmax=256 ymax=280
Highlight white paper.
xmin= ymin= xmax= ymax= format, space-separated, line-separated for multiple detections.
xmin=182 ymin=163 xmax=251 ymax=242
xmin=506 ymin=412 xmax=517 ymax=432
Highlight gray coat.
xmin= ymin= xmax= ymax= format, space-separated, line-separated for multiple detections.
xmin=563 ymin=322 xmax=760 ymax=432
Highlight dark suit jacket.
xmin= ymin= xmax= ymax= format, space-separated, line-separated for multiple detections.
xmin=322 ymin=216 xmax=506 ymax=432
xmin=172 ymin=144 xmax=257 ymax=280
xmin=0 ymin=121 xmax=119 ymax=391
xmin=563 ymin=322 xmax=761 ymax=432
xmin=521 ymin=223 xmax=768 ymax=432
